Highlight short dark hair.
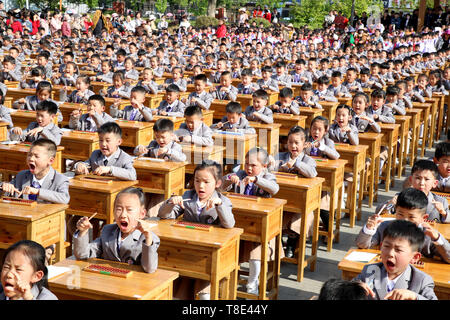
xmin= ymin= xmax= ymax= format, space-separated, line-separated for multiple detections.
xmin=240 ymin=68 xmax=253 ymax=77
xmin=194 ymin=74 xmax=207 ymax=83
xmin=36 ymin=100 xmax=58 ymax=115
xmin=31 ymin=138 xmax=57 ymax=158
xmin=434 ymin=142 xmax=450 ymax=161
xmin=36 ymin=80 xmax=52 ymax=93
xmin=336 ymin=104 xmax=352 ymax=114
xmin=317 ymin=76 xmax=330 ymax=85
xmin=279 ymin=87 xmax=293 ymax=98
xmin=252 ymin=89 xmax=269 ymax=101
xmin=98 ymin=121 xmax=122 ymax=137
xmin=386 ymin=85 xmax=399 ymax=96
xmin=115 ymin=187 xmax=146 ymax=207
xmin=382 ymin=220 xmax=425 ymax=252
xmin=184 ymin=105 xmax=202 ymax=117
xmin=130 ymin=85 xmax=147 ymax=95
xmin=193 ymin=160 xmax=222 ymax=183
xmin=301 ymin=83 xmax=313 ymax=92
xmin=166 ymin=84 xmax=180 ymax=93
xmin=153 ymin=118 xmax=174 ymax=133
xmin=318 ymin=279 xmax=367 ymax=300
xmin=288 ymin=125 xmax=306 ymax=140
xmin=396 ymin=188 xmax=428 ymax=213
xmin=331 ymin=71 xmax=342 ymax=78
xmin=411 ymin=159 xmax=439 ymax=179
xmin=371 ymin=89 xmax=386 ymax=99
xmin=225 ymin=101 xmax=242 ymax=114
xmin=88 ymin=94 xmax=105 ymax=106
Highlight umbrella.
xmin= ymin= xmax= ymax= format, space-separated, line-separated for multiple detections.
xmin=166 ymin=13 xmax=173 ymax=17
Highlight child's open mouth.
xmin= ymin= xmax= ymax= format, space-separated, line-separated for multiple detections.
xmin=386 ymin=260 xmax=395 ymax=269
xmin=119 ymin=221 xmax=128 ymax=230
xmin=29 ymin=163 xmax=36 ymax=171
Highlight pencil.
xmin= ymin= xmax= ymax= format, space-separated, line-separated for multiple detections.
xmin=88 ymin=212 xmax=98 ymax=221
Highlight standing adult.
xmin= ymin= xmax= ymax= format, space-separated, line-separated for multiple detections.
xmin=238 ymin=8 xmax=248 ymax=24
xmin=0 ymin=1 xmax=7 ymax=18
xmin=61 ymin=14 xmax=71 ymax=37
xmin=134 ymin=12 xmax=143 ymax=28
xmin=324 ymin=10 xmax=335 ymax=28
xmin=381 ymin=10 xmax=391 ymax=30
xmin=253 ymin=5 xmax=263 ymax=18
xmin=82 ymin=14 xmax=93 ymax=34
xmin=30 ymin=12 xmax=40 ymax=35
xmin=263 ymin=7 xmax=271 ymax=23
xmin=50 ymin=12 xmax=62 ymax=34
xmin=158 ymin=15 xmax=168 ymax=29
xmin=123 ymin=15 xmax=135 ymax=33
xmin=216 ymin=19 xmax=227 ymax=38
xmin=8 ymin=13 xmax=23 ymax=34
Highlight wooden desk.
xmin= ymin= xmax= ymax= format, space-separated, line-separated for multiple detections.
xmin=59 ymin=103 xmax=88 ymax=127
xmin=10 ymin=109 xmax=59 ymax=129
xmin=273 ymin=113 xmax=307 ymax=136
xmin=152 ymin=219 xmax=243 ymax=300
xmin=67 ymin=175 xmax=137 ymax=224
xmin=248 ymin=121 xmax=281 ymax=155
xmin=133 ymin=158 xmax=185 ymax=198
xmin=212 ymin=132 xmax=257 ymax=170
xmin=48 ymin=258 xmax=179 ymax=300
xmin=314 ymin=158 xmax=347 ymax=252
xmin=210 ymin=100 xmax=228 ymax=121
xmin=52 ymin=85 xmax=76 ymax=100
xmin=91 ymin=81 xmax=111 ymax=94
xmin=145 ymin=94 xmax=165 ymax=109
xmin=394 ymin=115 xmax=411 ymax=178
xmin=405 ymin=108 xmax=422 ymax=166
xmin=202 ymin=109 xmax=214 ymax=127
xmin=5 ymin=88 xmax=47 ymax=101
xmin=425 ymin=97 xmax=439 ymax=148
xmin=225 ymin=193 xmax=286 ymax=300
xmin=104 ymin=98 xmax=131 ymax=114
xmin=151 ymin=115 xmax=184 ymax=130
xmin=338 ymin=248 xmax=450 ymax=300
xmin=115 ymin=119 xmax=154 ymax=148
xmin=334 ymin=144 xmax=368 ymax=228
xmin=60 ymin=130 xmax=99 ymax=170
xmin=412 ymin=102 xmax=432 ymax=157
xmin=358 ymin=132 xmax=383 ymax=208
xmin=181 ymin=145 xmax=225 ymax=174
xmin=0 ymin=121 xmax=8 ymax=141
xmin=0 ymin=203 xmax=68 ymax=262
xmin=299 ymin=107 xmax=323 ymax=128
xmin=337 ymin=97 xmax=352 ymax=106
xmin=433 ymin=94 xmax=445 ymax=141
xmin=379 ymin=123 xmax=400 ymax=192
xmin=320 ymin=101 xmax=339 ymax=123
xmin=273 ymin=173 xmax=324 ymax=282
xmin=236 ymin=94 xmax=253 ymax=109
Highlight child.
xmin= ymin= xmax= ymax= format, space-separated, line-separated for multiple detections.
xmin=104 ymin=72 xmax=131 ymax=99
xmin=222 ymin=147 xmax=279 ymax=295
xmin=243 ymin=89 xmax=274 ymax=124
xmin=136 ymin=68 xmax=159 ymax=94
xmin=385 ymin=85 xmax=406 ymax=116
xmin=123 ymin=57 xmax=139 ymax=81
xmin=155 ymin=84 xmax=186 ymax=117
xmin=209 ymin=58 xmax=228 ymax=84
xmin=1 ymin=240 xmax=58 ymax=300
xmin=10 ymin=100 xmax=62 ymax=146
xmin=328 ymin=104 xmax=359 ymax=145
xmin=315 ymin=76 xmax=338 ymax=102
xmin=69 ymin=94 xmax=113 ymax=131
xmin=272 ymin=61 xmax=292 ymax=88
xmin=414 ymin=74 xmax=433 ymax=99
xmin=342 ymin=68 xmax=362 ymax=94
xmin=74 ymin=122 xmax=137 ymax=181
xmin=210 ymin=71 xmax=238 ymax=102
xmin=237 ymin=68 xmax=259 ymax=95
xmin=20 ymin=67 xmax=45 ymax=89
xmin=0 ymin=87 xmax=13 ymax=130
xmin=184 ymin=74 xmax=213 ymax=110
xmin=367 ymin=89 xmax=396 ymax=124
xmin=158 ymin=160 xmax=235 ymax=299
xmin=2 ymin=55 xmax=22 ymax=81
xmin=92 ymin=60 xmax=114 ymax=84
xmin=428 ymin=70 xmax=449 ymax=95
xmin=52 ymin=61 xmax=78 ymax=87
xmin=350 ymin=92 xmax=381 ymax=133
xmin=355 ymin=220 xmax=437 ymax=300
xmin=290 ymin=58 xmax=312 ymax=85
xmin=110 ymin=86 xmax=153 ymax=122
xmin=211 ymin=102 xmax=256 ymax=134
xmin=434 ymin=142 xmax=450 ymax=193
xmin=404 ymin=76 xmax=426 ymax=103
xmin=175 ymin=106 xmax=213 ymax=147
xmin=271 ymin=87 xmax=300 ymax=115
xmin=395 ymin=80 xmax=413 ymax=109
xmin=317 ymin=279 xmax=367 ymax=300
xmin=134 ymin=118 xmax=186 ymax=162
xmin=257 ymin=65 xmax=279 ymax=93
xmin=160 ymin=66 xmax=187 ymax=92
xmin=328 ymin=71 xmax=352 ymax=98
xmin=62 ymin=75 xmax=95 ymax=104
xmin=271 ymin=126 xmax=317 ymax=258
xmin=357 ymin=188 xmax=450 ymax=263
xmin=296 ymin=83 xmax=323 ymax=109
xmin=73 ymin=187 xmax=160 ymax=273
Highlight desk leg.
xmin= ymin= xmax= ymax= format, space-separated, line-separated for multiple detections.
xmin=391 ymin=143 xmax=397 ymax=189
xmin=258 ymin=217 xmax=269 ymax=300
xmin=428 ymin=103 xmax=437 ymax=148
xmin=335 ymin=185 xmax=343 ymax=244
xmin=384 ymin=141 xmax=393 ymax=193
xmin=55 ymin=211 xmax=66 ymax=262
xmin=357 ymin=169 xmax=364 ymax=222
xmin=374 ymin=156 xmax=380 ymax=203
xmin=437 ymin=99 xmax=444 ymax=141
xmin=349 ymin=168 xmax=358 ymax=228
xmin=297 ymin=211 xmax=307 ymax=282
xmin=273 ymin=233 xmax=281 ymax=299
xmin=414 ymin=121 xmax=420 ymax=164
xmin=309 ymin=207 xmax=319 ymax=272
xmin=367 ymin=154 xmax=376 ymax=208
xmin=421 ymin=110 xmax=429 ymax=158
xmin=326 ymin=185 xmax=336 ymax=252
xmin=210 ymin=250 xmax=220 ymax=300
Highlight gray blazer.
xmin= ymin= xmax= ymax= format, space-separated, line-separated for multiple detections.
xmin=211 ymin=116 xmax=256 ymax=134
xmin=185 ymin=91 xmax=214 ymax=110
xmin=175 ymin=122 xmax=214 ymax=147
xmin=63 ymin=89 xmax=95 ymax=104
xmin=304 ymin=136 xmax=340 ymax=160
xmin=211 ymin=85 xmax=238 ymax=101
xmin=243 ymin=105 xmax=273 ymax=124
xmin=162 ymin=78 xmax=187 ymax=92
xmin=11 ymin=122 xmax=62 ymax=146
xmin=156 ymin=100 xmax=186 ymax=118
xmin=237 ymin=83 xmax=259 ymax=95
xmin=222 ymin=169 xmax=279 ymax=197
xmin=327 ymin=84 xmax=352 ymax=98
xmin=314 ymin=89 xmax=338 ymax=102
xmin=436 ymin=175 xmax=450 ymax=193
xmin=136 ymin=80 xmax=159 ymax=94
xmin=256 ymin=78 xmax=279 ymax=93
xmin=328 ymin=122 xmax=359 ymax=145
xmin=350 ymin=111 xmax=381 ymax=133
xmin=158 ymin=189 xmax=235 ymax=229
xmin=73 ymin=224 xmax=160 ymax=273
xmin=106 ymin=85 xmax=132 ymax=99
xmin=342 ymin=80 xmax=362 ymax=93
xmin=272 ymin=74 xmax=292 ymax=88
xmin=388 ymin=100 xmax=407 ymax=116
xmin=0 ymin=284 xmax=58 ymax=300
xmin=291 ymin=71 xmax=312 ymax=85
xmin=124 ymin=69 xmax=140 ymax=81
xmin=271 ymin=100 xmax=300 ymax=115
xmin=1 ymin=167 xmax=70 ymax=204
xmin=76 ymin=148 xmax=137 ymax=181
xmin=96 ymin=71 xmax=114 ymax=83
xmin=134 ymin=140 xmax=186 ymax=162
xmin=13 ymin=96 xmax=63 ymax=123
xmin=110 ymin=105 xmax=153 ymax=122
xmin=367 ymin=105 xmax=395 ymax=124
xmin=271 ymin=151 xmax=318 ymax=178
xmin=353 ymin=262 xmax=437 ymax=300
xmin=296 ymin=95 xmax=323 ymax=109
xmin=69 ymin=112 xmax=114 ymax=131
xmin=0 ymin=105 xmax=13 ymax=128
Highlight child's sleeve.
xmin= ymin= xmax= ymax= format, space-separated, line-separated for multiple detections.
xmin=348 ymin=126 xmax=359 ymax=145
xmin=139 ymin=107 xmax=154 ymax=122
xmin=110 ymin=154 xmax=137 ymax=181
xmin=0 ymin=107 xmax=13 ymax=128
xmin=167 ymin=143 xmax=187 ymax=162
xmin=196 ymin=93 xmax=213 ymax=110
xmin=255 ymin=172 xmax=279 ymax=196
xmin=319 ymin=139 xmax=340 ymax=160
xmin=38 ymin=174 xmax=70 ymax=204
xmin=73 ymin=229 xmax=103 ymax=260
xmin=68 ymin=113 xmax=81 ymax=130
xmin=378 ymin=108 xmax=395 ymax=124
xmin=191 ymin=125 xmax=214 ymax=146
xmin=293 ymin=155 xmax=317 ymax=177
xmin=109 ymin=105 xmax=124 ymax=119
xmin=140 ymin=231 xmax=160 ymax=273
xmin=258 ymin=108 xmax=274 ymax=124
xmin=416 ymin=274 xmax=438 ymax=300
xmin=41 ymin=126 xmax=62 ymax=146
xmin=369 ymin=118 xmax=382 ymax=133
xmin=428 ymin=235 xmax=450 ymax=264
xmin=158 ymin=197 xmax=185 ymax=219
xmin=392 ymin=103 xmax=406 ymax=115
xmin=216 ymin=195 xmax=235 ymax=228
xmin=355 ymin=223 xmax=382 ymax=249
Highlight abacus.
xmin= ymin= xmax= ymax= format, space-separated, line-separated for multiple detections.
xmin=78 ymin=175 xmax=113 ymax=184
xmin=274 ymin=172 xmax=298 ymax=179
xmin=311 ymin=156 xmax=328 ymax=162
xmin=226 ymin=193 xmax=260 ymax=202
xmin=424 ymin=219 xmax=437 ymax=226
xmin=83 ymin=264 xmax=133 ymax=278
xmin=0 ymin=197 xmax=36 ymax=206
xmin=172 ymin=220 xmax=212 ymax=231
xmin=431 ymin=191 xmax=450 ymax=201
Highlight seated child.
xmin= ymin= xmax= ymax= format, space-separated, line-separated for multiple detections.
xmin=10 ymin=100 xmax=62 ymax=145
xmin=1 ymin=240 xmax=58 ymax=300
xmin=62 ymin=75 xmax=95 ymax=104
xmin=184 ymin=74 xmax=213 ymax=110
xmin=52 ymin=61 xmax=78 ymax=87
xmin=290 ymin=58 xmax=312 ymax=85
xmin=434 ymin=141 xmax=450 ymax=193
xmin=328 ymin=104 xmax=359 ymax=145
xmin=296 ymin=83 xmax=323 ymax=109
xmin=428 ymin=70 xmax=449 ymax=95
xmin=136 ymin=68 xmax=159 ymax=94
xmin=243 ymin=89 xmax=274 ymax=124
xmin=2 ymin=55 xmax=22 ymax=81
xmin=355 ymin=219 xmax=437 ymax=300
xmin=154 ymin=84 xmax=186 ymax=117
xmin=73 ymin=187 xmax=160 ymax=273
xmin=272 ymin=61 xmax=292 ymax=88
xmin=367 ymin=89 xmax=396 ymax=124
xmin=342 ymin=68 xmax=362 ymax=94
xmin=0 ymin=86 xmax=13 ymax=130
xmin=103 ymin=72 xmax=131 ymax=99
xmin=385 ymin=85 xmax=406 ymax=115
xmin=20 ymin=66 xmax=45 ymax=89
xmin=209 ymin=58 xmax=228 ymax=84
xmin=315 ymin=76 xmax=338 ymax=102
xmin=210 ymin=71 xmax=238 ymax=101
xmin=123 ymin=57 xmax=140 ymax=81
xmin=92 ymin=60 xmax=114 ymax=84
xmin=211 ymin=101 xmax=256 ymax=134
xmin=69 ymin=94 xmax=113 ymax=131
xmin=237 ymin=68 xmax=259 ymax=95
xmin=404 ymin=76 xmax=426 ymax=103
xmin=74 ymin=122 xmax=137 ymax=181
xmin=271 ymin=87 xmax=300 ymax=115
xmin=328 ymin=71 xmax=352 ymax=98
xmin=160 ymin=66 xmax=187 ymax=92
xmin=256 ymin=65 xmax=279 ymax=93
xmin=175 ymin=105 xmax=213 ymax=147
xmin=110 ymin=86 xmax=153 ymax=122
xmin=414 ymin=74 xmax=433 ymax=99
xmin=350 ymin=92 xmax=381 ymax=133
xmin=317 ymin=279 xmax=367 ymax=300
xmin=395 ymin=80 xmax=413 ymax=109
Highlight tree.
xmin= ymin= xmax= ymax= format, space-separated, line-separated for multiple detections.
xmin=155 ymin=0 xmax=168 ymax=13
xmin=290 ymin=0 xmax=329 ymax=29
xmin=207 ymin=0 xmax=217 ymax=17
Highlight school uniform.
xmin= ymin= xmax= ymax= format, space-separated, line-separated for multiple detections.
xmin=73 ymin=223 xmax=160 ymax=274
xmin=0 ymin=284 xmax=58 ymax=300
xmin=210 ymin=71 xmax=223 ymax=84
xmin=20 ymin=79 xmax=40 ymax=90
xmin=124 ymin=69 xmax=140 ymax=81
xmin=304 ymin=136 xmax=340 ymax=160
xmin=327 ymin=84 xmax=352 ymax=98
xmin=210 ymin=85 xmax=238 ymax=101
xmin=211 ymin=116 xmax=256 ymax=134
xmin=237 ymin=83 xmax=259 ymax=95
xmin=272 ymin=74 xmax=292 ymax=88
xmin=156 ymin=100 xmax=186 ymax=117
xmin=63 ymin=89 xmax=95 ymax=104
xmin=152 ymin=66 xmax=165 ymax=78
xmin=353 ymin=262 xmax=437 ymax=300
xmin=367 ymin=105 xmax=396 ymax=124
xmin=256 ymin=78 xmax=279 ymax=93
xmin=96 ymin=71 xmax=114 ymax=83
xmin=436 ymin=175 xmax=450 ymax=193
xmin=250 ymin=69 xmax=262 ymax=78
xmin=350 ymin=112 xmax=381 ymax=133
xmin=388 ymin=100 xmax=407 ymax=115
xmin=0 ymin=167 xmax=70 ymax=204
xmin=106 ymin=85 xmax=132 ymax=99
xmin=230 ymin=69 xmax=241 ymax=79
xmin=328 ymin=122 xmax=359 ymax=145
xmin=272 ymin=151 xmax=317 ymax=177
xmin=295 ymin=95 xmax=323 ymax=109
xmin=342 ymin=80 xmax=362 ymax=93
xmin=110 ymin=104 xmax=153 ymax=122
xmin=429 ymin=84 xmax=449 ymax=95
xmin=136 ymin=80 xmax=159 ymax=94
xmin=2 ymin=68 xmax=22 ymax=81
xmin=185 ymin=91 xmax=214 ymax=110
xmin=222 ymin=169 xmax=279 ymax=198
xmin=75 ymin=148 xmax=137 ymax=181
xmin=405 ymin=90 xmax=426 ymax=103
xmin=11 ymin=121 xmax=62 ymax=146
xmin=175 ymin=122 xmax=214 ymax=147
xmin=413 ymin=85 xmax=432 ymax=99
xmin=158 ymin=189 xmax=235 ymax=229
xmin=314 ymin=89 xmax=338 ymax=102
xmin=243 ymin=105 xmax=273 ymax=124
xmin=13 ymin=96 xmax=63 ymax=123
xmin=290 ymin=71 xmax=312 ymax=85
xmin=0 ymin=105 xmax=13 ymax=129
xmin=69 ymin=112 xmax=114 ymax=131
xmin=271 ymin=100 xmax=300 ymax=115
xmin=54 ymin=74 xmax=78 ymax=87
xmin=134 ymin=140 xmax=186 ymax=162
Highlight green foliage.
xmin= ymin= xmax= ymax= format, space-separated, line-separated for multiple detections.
xmin=331 ymin=0 xmax=384 ymax=20
xmin=290 ymin=0 xmax=328 ymax=29
xmin=193 ymin=15 xmax=219 ymax=27
xmin=248 ymin=17 xmax=272 ymax=27
xmin=155 ymin=0 xmax=169 ymax=13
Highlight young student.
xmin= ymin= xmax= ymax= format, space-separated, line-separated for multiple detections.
xmin=110 ymin=86 xmax=153 ymax=122
xmin=328 ymin=104 xmax=359 ymax=145
xmin=74 ymin=122 xmax=137 ymax=181
xmin=271 ymin=87 xmax=300 ymax=115
xmin=73 ymin=187 xmax=160 ymax=273
xmin=257 ymin=65 xmax=279 ymax=93
xmin=103 ymin=72 xmax=132 ymax=99
xmin=0 ymin=87 xmax=13 ymax=130
xmin=52 ymin=61 xmax=78 ymax=87
xmin=385 ymin=85 xmax=406 ymax=115
xmin=355 ymin=220 xmax=437 ymax=300
xmin=210 ymin=71 xmax=238 ymax=102
xmin=149 ymin=55 xmax=164 ymax=78
xmin=328 ymin=71 xmax=352 ymax=98
xmin=272 ymin=61 xmax=292 ymax=88
xmin=290 ymin=58 xmax=312 ymax=85
xmin=358 ymin=67 xmax=382 ymax=90
xmin=237 ymin=68 xmax=259 ymax=95
xmin=377 ymin=160 xmax=450 ymax=223
xmin=1 ymin=240 xmax=58 ymax=300
xmin=158 ymin=160 xmax=235 ymax=299
xmin=92 ymin=60 xmax=114 ymax=84
xmin=35 ymin=51 xmax=52 ymax=79
xmin=249 ymin=59 xmax=262 ymax=78
xmin=2 ymin=55 xmax=22 ymax=81
xmin=62 ymin=75 xmax=95 ymax=104
xmin=395 ymin=80 xmax=413 ymax=109
xmin=404 ymin=76 xmax=426 ymax=103
xmin=69 ymin=94 xmax=114 ymax=131
xmin=20 ymin=67 xmax=45 ymax=89
xmin=211 ymin=101 xmax=256 ymax=134
xmin=160 ymin=66 xmax=187 ymax=92
xmin=209 ymin=58 xmax=228 ymax=84
xmin=367 ymin=89 xmax=396 ymax=124
xmin=342 ymin=68 xmax=362 ymax=94
xmin=414 ymin=74 xmax=433 ymax=99
xmin=10 ymin=100 xmax=62 ymax=146
xmin=123 ymin=57 xmax=140 ymax=81
xmin=350 ymin=92 xmax=381 ymax=133
xmin=433 ymin=142 xmax=450 ymax=193
xmin=136 ymin=68 xmax=159 ymax=94
xmin=296 ymin=83 xmax=323 ymax=109
xmin=175 ymin=105 xmax=214 ymax=147
xmin=271 ymin=126 xmax=318 ymax=257
xmin=184 ymin=74 xmax=213 ymax=110
xmin=428 ymin=69 xmax=449 ymax=95
xmin=154 ymin=84 xmax=186 ymax=117
xmin=317 ymin=279 xmax=368 ymax=300
xmin=222 ymin=147 xmax=279 ymax=295
xmin=243 ymin=89 xmax=274 ymax=124
xmin=315 ymin=76 xmax=338 ymax=102
xmin=134 ymin=118 xmax=186 ymax=162
xmin=230 ymin=57 xmax=243 ymax=79
xmin=357 ymin=188 xmax=450 ymax=263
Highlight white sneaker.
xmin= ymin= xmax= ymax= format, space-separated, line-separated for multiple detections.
xmin=246 ymin=283 xmax=259 ymax=295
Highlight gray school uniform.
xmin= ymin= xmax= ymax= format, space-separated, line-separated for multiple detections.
xmin=243 ymin=105 xmax=273 ymax=124
xmin=355 ymin=220 xmax=450 ymax=263
xmin=11 ymin=122 xmax=62 ymax=146
xmin=314 ymin=89 xmax=338 ymax=102
xmin=110 ymin=104 xmax=153 ymax=122
xmin=304 ymin=136 xmax=340 ymax=160
xmin=124 ymin=69 xmax=140 ymax=81
xmin=296 ymin=95 xmax=323 ymax=109
xmin=0 ymin=284 xmax=58 ymax=300
xmin=54 ymin=74 xmax=78 ymax=87
xmin=413 ymin=86 xmax=432 ymax=99
xmin=388 ymin=100 xmax=407 ymax=115
xmin=271 ymin=100 xmax=300 ymax=115
xmin=96 ymin=71 xmax=114 ymax=83
xmin=106 ymin=85 xmax=132 ymax=99
xmin=367 ymin=105 xmax=396 ymax=124
xmin=158 ymin=189 xmax=235 ymax=229
xmin=210 ymin=71 xmax=223 ymax=84
xmin=350 ymin=112 xmax=381 ymax=133
xmin=328 ymin=122 xmax=359 ymax=145
xmin=13 ymin=96 xmax=63 ymax=123
xmin=211 ymin=85 xmax=238 ymax=101
xmin=290 ymin=71 xmax=312 ymax=85
xmin=0 ymin=105 xmax=13 ymax=128
xmin=156 ymin=100 xmax=186 ymax=117
xmin=64 ymin=89 xmax=95 ymax=104
xmin=251 ymin=69 xmax=262 ymax=78
xmin=429 ymin=84 xmax=449 ymax=95
xmin=134 ymin=140 xmax=186 ymax=162
xmin=327 ymin=84 xmax=352 ymax=98
xmin=73 ymin=224 xmax=160 ymax=274
xmin=175 ymin=122 xmax=214 ymax=147
xmin=211 ymin=116 xmax=256 ymax=134
xmin=436 ymin=175 xmax=450 ymax=193
xmin=342 ymin=80 xmax=362 ymax=93
xmin=237 ymin=83 xmax=259 ymax=95
xmin=185 ymin=91 xmax=214 ymax=110
xmin=75 ymin=148 xmax=137 ymax=181
xmin=222 ymin=169 xmax=279 ymax=198
xmin=272 ymin=151 xmax=317 ymax=178
xmin=3 ymin=68 xmax=22 ymax=81
xmin=162 ymin=78 xmax=187 ymax=92
xmin=256 ymin=78 xmax=279 ymax=93
xmin=136 ymin=80 xmax=159 ymax=94
xmin=405 ymin=90 xmax=426 ymax=103
xmin=69 ymin=112 xmax=114 ymax=131
xmin=353 ymin=262 xmax=437 ymax=300
xmin=0 ymin=167 xmax=70 ymax=204
xmin=230 ymin=69 xmax=241 ymax=79
xmin=152 ymin=66 xmax=164 ymax=78
xmin=272 ymin=74 xmax=292 ymax=88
